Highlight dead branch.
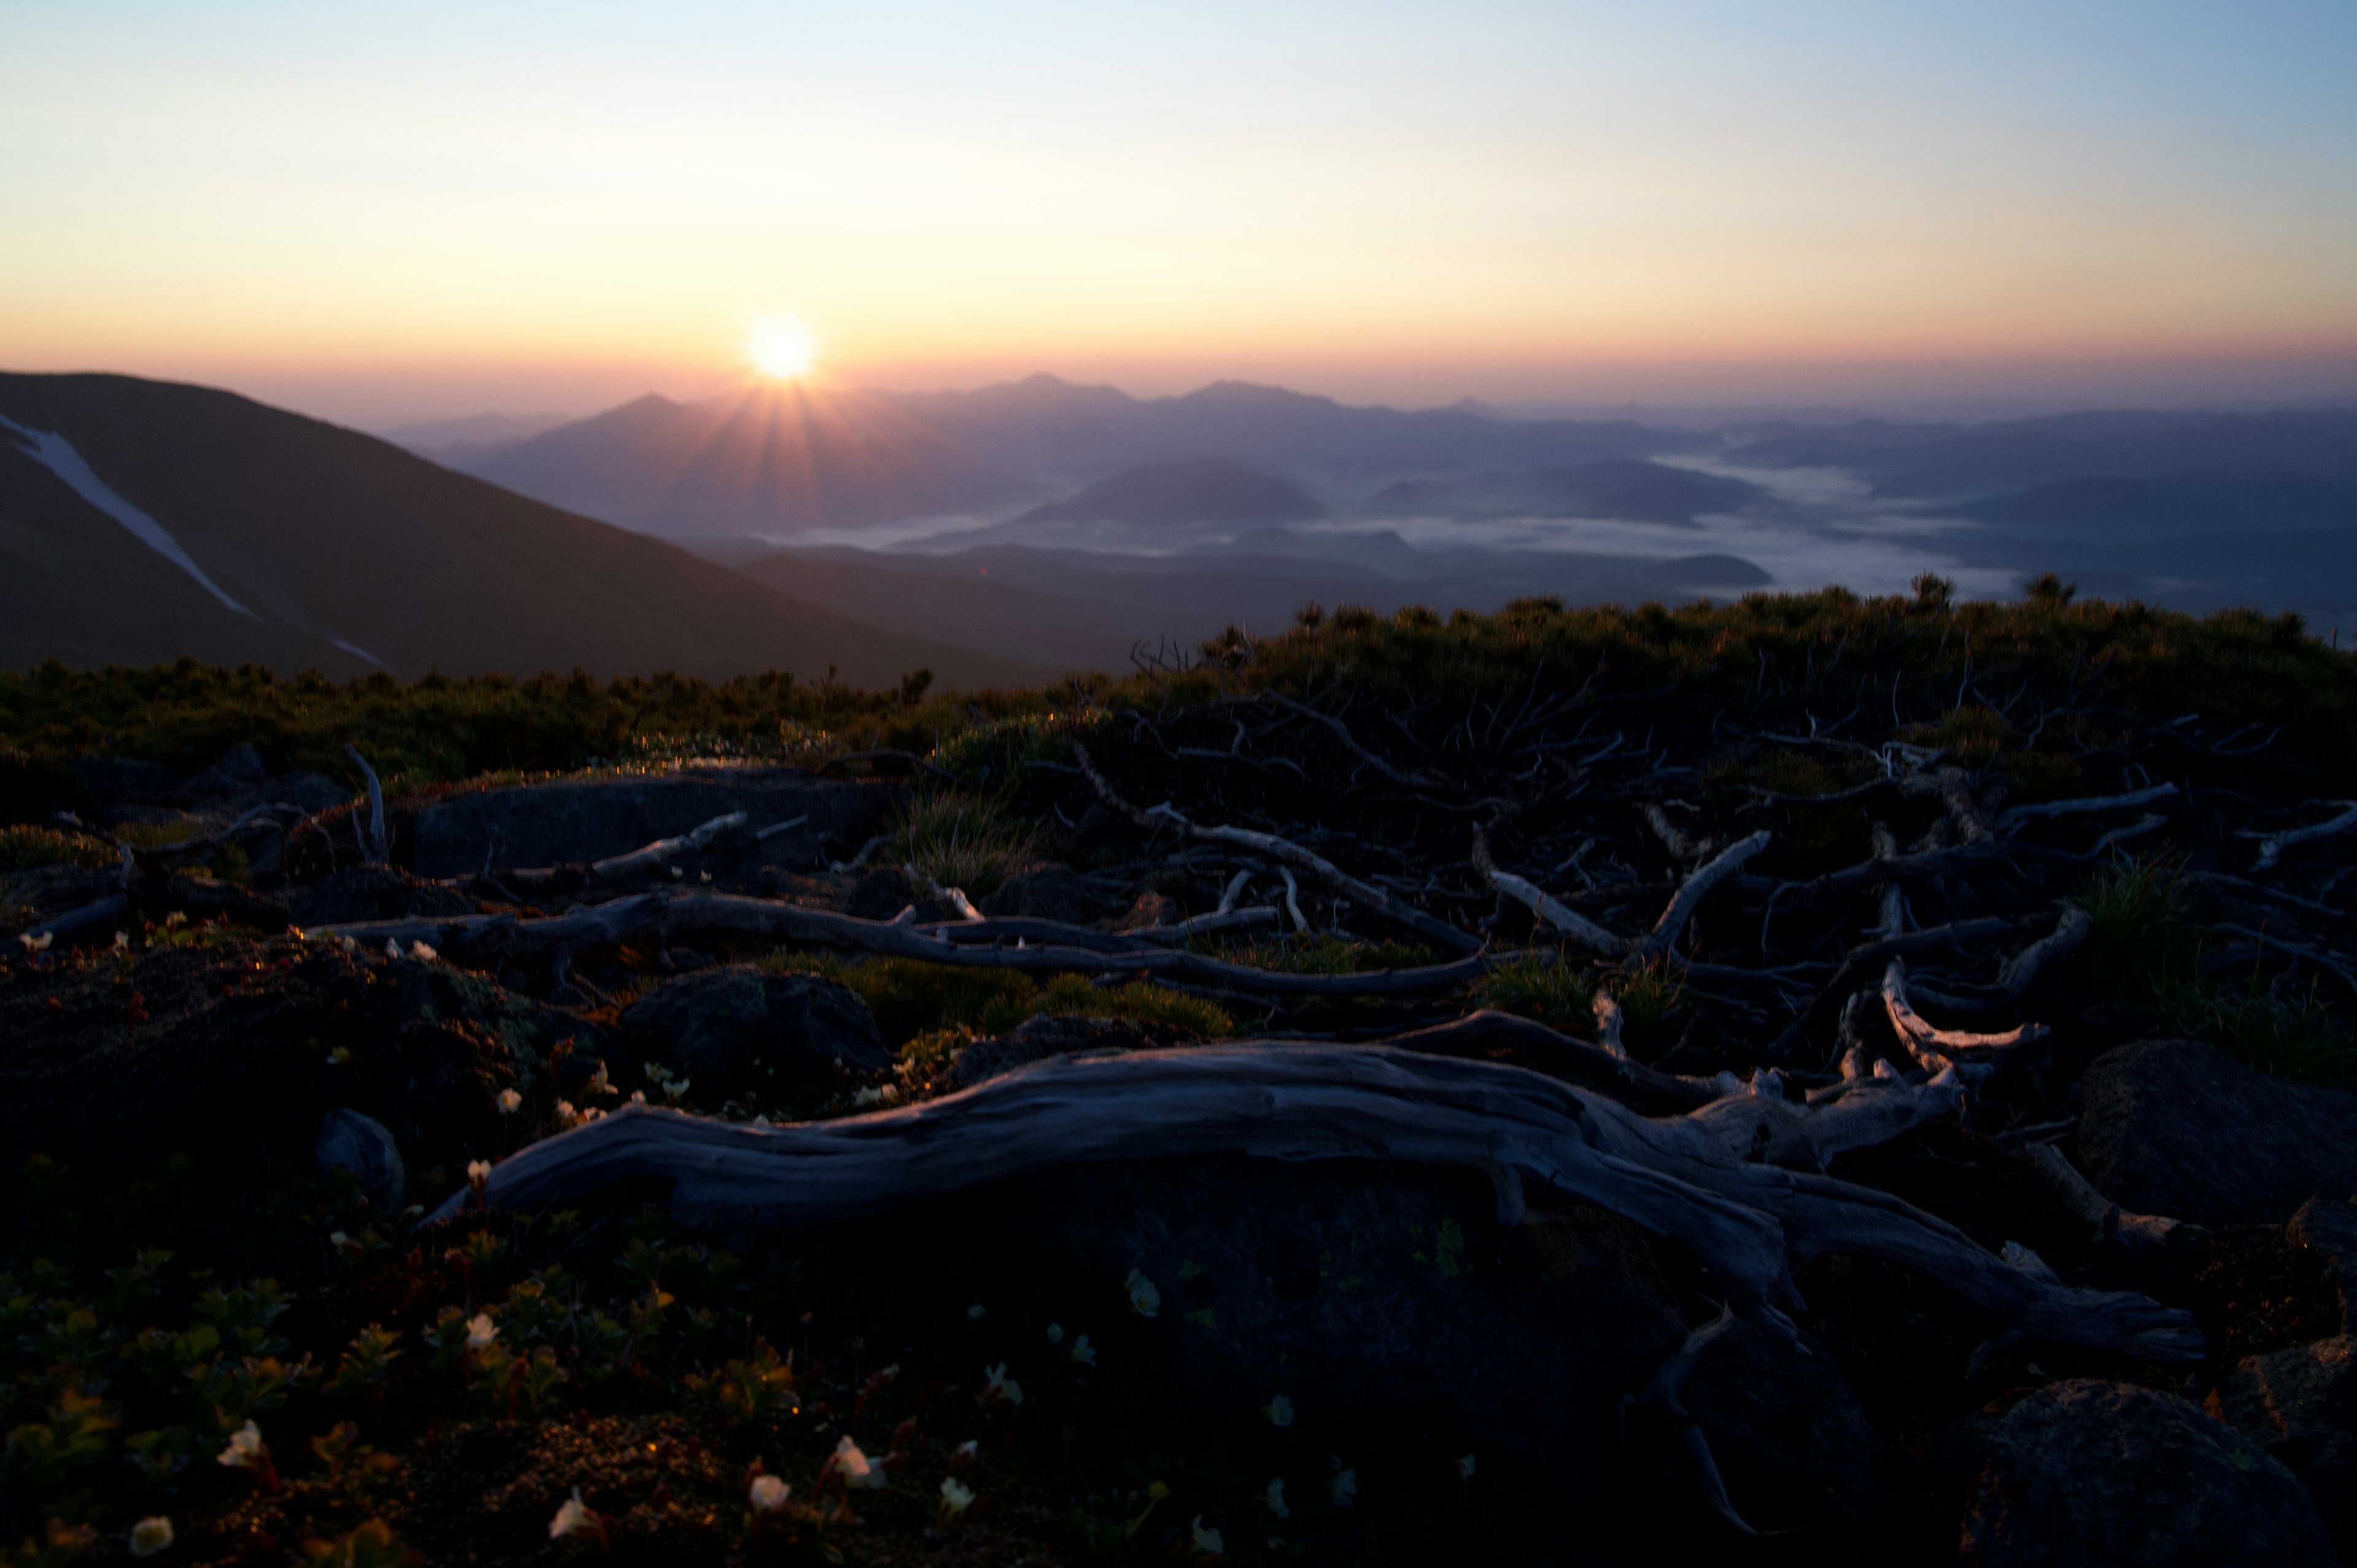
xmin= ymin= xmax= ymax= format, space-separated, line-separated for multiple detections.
xmin=1990 ymin=905 xmax=2091 ymax=997
xmin=591 ymin=811 xmax=751 ymax=881
xmin=1643 ymin=803 xmax=1714 ymax=862
xmin=343 ymin=743 xmax=389 ymax=866
xmin=1760 ymin=917 xmax=2022 ymax=1062
xmin=2019 ymin=1141 xmax=2204 ymax=1254
xmin=1881 ymin=957 xmax=2047 ymax=1068
xmin=1242 ymin=692 xmax=1451 ymax=793
xmin=1995 ymin=783 xmax=2178 ymax=832
xmin=1472 ymin=824 xmax=1628 ymax=954
xmin=2242 ymin=800 xmax=2357 ymax=873
xmin=428 ymin=1044 xmax=2200 ymax=1361
xmin=1899 ymin=766 xmax=1991 ymax=843
xmin=1074 ymin=741 xmax=1480 ymax=954
xmin=1627 ymin=830 xmax=1772 ymax=967
xmin=306 ymin=891 xmax=1488 ymax=997
xmin=12 ymin=894 xmax=130 ymax=952
xmin=1374 ymin=1008 xmax=1732 ymax=1112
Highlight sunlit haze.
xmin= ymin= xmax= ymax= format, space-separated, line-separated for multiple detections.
xmin=4 ymin=1 xmax=2354 ymax=424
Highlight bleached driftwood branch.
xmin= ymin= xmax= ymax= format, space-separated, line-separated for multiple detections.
xmin=307 ymin=891 xmax=1485 ymax=997
xmin=428 ymin=1045 xmax=2200 ymax=1362
xmin=2242 ymin=801 xmax=2357 ymax=873
xmin=1473 ymin=824 xmax=1628 ymax=954
xmin=1627 ymin=830 xmax=1772 ymax=967
xmin=2018 ymin=1141 xmax=2204 ymax=1255
xmin=343 ymin=744 xmax=389 ymax=867
xmin=1074 ymin=741 xmax=1480 ymax=954
xmin=589 ymin=811 xmax=750 ymax=881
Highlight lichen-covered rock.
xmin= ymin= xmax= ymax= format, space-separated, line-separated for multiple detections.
xmin=622 ymin=965 xmax=887 ymax=1096
xmin=953 ymin=1013 xmax=1196 ymax=1087
xmin=1958 ymin=1379 xmax=2335 ymax=1566
xmin=1679 ymin=1323 xmax=1884 ymax=1530
xmin=2215 ymin=1336 xmax=2357 ymax=1561
xmin=291 ymin=865 xmax=476 ymax=929
xmin=2076 ymin=1040 xmax=2357 ymax=1224
xmin=980 ymin=865 xmax=1094 ymax=924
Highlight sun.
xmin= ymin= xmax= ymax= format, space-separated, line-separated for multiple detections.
xmin=746 ymin=316 xmax=818 ymax=381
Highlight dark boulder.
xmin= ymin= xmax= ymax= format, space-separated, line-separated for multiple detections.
xmin=291 ymin=865 xmax=477 ymax=929
xmin=409 ymin=767 xmax=892 ymax=878
xmin=980 ymin=865 xmax=1094 ymax=925
xmin=257 ymin=771 xmax=348 ymax=814
xmin=953 ymin=1159 xmax=1689 ymax=1477
xmin=179 ymin=742 xmax=269 ymax=798
xmin=622 ymin=965 xmax=888 ymax=1097
xmin=2294 ymin=1195 xmax=2357 ymax=1335
xmin=1679 ymin=1323 xmax=1884 ymax=1530
xmin=953 ymin=1014 xmax=1198 ymax=1088
xmin=316 ymin=1108 xmax=406 ymax=1213
xmin=71 ymin=755 xmax=178 ymax=806
xmin=2215 ymin=1337 xmax=2357 ymax=1561
xmin=845 ymin=866 xmax=919 ymax=921
xmin=1956 ymin=1379 xmax=2334 ymax=1566
xmin=2076 ymin=1040 xmax=2357 ymax=1224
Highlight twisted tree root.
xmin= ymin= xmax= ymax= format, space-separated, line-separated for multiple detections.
xmin=430 ymin=1044 xmax=2202 ymax=1364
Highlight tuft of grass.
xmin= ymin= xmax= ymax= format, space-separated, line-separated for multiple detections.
xmin=1610 ymin=959 xmax=1688 ymax=1051
xmin=1473 ymin=952 xmax=1593 ymax=1033
xmin=882 ymin=790 xmax=1040 ymax=897
xmin=2080 ymin=859 xmax=2356 ymax=1083
xmin=0 ymin=825 xmax=116 ymax=873
xmin=1028 ymin=973 xmax=1231 ymax=1037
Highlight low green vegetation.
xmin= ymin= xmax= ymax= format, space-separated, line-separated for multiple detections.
xmin=768 ymin=954 xmax=1231 ymax=1046
xmin=881 ymin=789 xmax=1042 ymax=897
xmin=1472 ymin=952 xmax=1592 ymax=1033
xmin=2080 ymin=860 xmax=2356 ymax=1083
xmin=0 ymin=824 xmax=117 ymax=873
xmin=1197 ymin=934 xmax=1438 ymax=975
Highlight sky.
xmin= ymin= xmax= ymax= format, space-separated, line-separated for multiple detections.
xmin=4 ymin=0 xmax=2355 ymax=426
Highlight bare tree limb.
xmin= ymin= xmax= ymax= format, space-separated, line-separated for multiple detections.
xmin=1074 ymin=740 xmax=1480 ymax=954
xmin=2242 ymin=801 xmax=2357 ymax=873
xmin=1627 ymin=830 xmax=1773 ymax=967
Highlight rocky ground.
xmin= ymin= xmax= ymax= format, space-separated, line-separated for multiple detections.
xmin=7 ymin=637 xmax=2357 ymax=1565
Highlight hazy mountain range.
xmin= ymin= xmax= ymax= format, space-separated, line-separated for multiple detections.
xmin=7 ymin=366 xmax=2357 ymax=687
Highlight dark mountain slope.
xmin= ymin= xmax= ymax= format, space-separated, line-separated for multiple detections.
xmin=0 ymin=373 xmax=1054 ymax=690
xmin=1360 ymin=460 xmax=1762 ymax=524
xmin=1953 ymin=474 xmax=2357 ymax=541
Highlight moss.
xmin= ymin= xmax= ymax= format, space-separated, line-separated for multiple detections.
xmin=0 ymin=824 xmax=116 ymax=871
xmin=772 ymin=954 xmax=1230 ymax=1046
xmin=1198 ymin=934 xmax=1438 ymax=975
xmin=1473 ymin=952 xmax=1593 ymax=1033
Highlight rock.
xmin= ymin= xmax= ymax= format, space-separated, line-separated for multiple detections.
xmin=845 ymin=867 xmax=918 ymax=921
xmin=953 ymin=1014 xmax=1198 ymax=1088
xmin=409 ymin=768 xmax=891 ymax=878
xmin=71 ymin=755 xmax=179 ymax=806
xmin=622 ymin=965 xmax=888 ymax=1096
xmin=2293 ymin=1196 xmax=2357 ymax=1334
xmin=1115 ymin=890 xmax=1182 ymax=932
xmin=2076 ymin=1040 xmax=2357 ymax=1224
xmin=945 ymin=1159 xmax=1689 ymax=1477
xmin=2215 ymin=1337 xmax=2357 ymax=1560
xmin=257 ymin=771 xmax=348 ymax=814
xmin=1679 ymin=1323 xmax=1884 ymax=1529
xmin=1957 ymin=1379 xmax=2335 ymax=1566
xmin=980 ymin=865 xmax=1093 ymax=924
xmin=315 ymin=1108 xmax=406 ymax=1213
xmin=291 ymin=866 xmax=477 ymax=929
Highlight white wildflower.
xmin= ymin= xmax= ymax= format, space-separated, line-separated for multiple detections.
xmin=411 ymin=940 xmax=438 ymax=962
xmin=1069 ymin=1334 xmax=1097 ymax=1367
xmin=1457 ymin=1453 xmax=1476 ymax=1480
xmin=384 ymin=939 xmax=401 ymax=960
xmin=830 ymin=1435 xmax=884 ymax=1489
xmin=939 ymin=1476 xmax=975 ymax=1516
xmin=215 ymin=1420 xmax=265 ymax=1469
xmin=630 ymin=1090 xmax=647 ymax=1105
xmin=948 ymin=1438 xmax=979 ymax=1472
xmin=466 ymin=1159 xmax=491 ymax=1195
xmin=967 ymin=1302 xmax=986 ymax=1319
xmin=749 ymin=1473 xmax=789 ymax=1512
xmin=1261 ymin=1477 xmax=1289 ymax=1519
xmin=549 ymin=1487 xmax=599 ymax=1539
xmin=1125 ymin=1268 xmax=1161 ymax=1318
xmin=22 ymin=931 xmax=53 ymax=952
xmin=129 ymin=1516 xmax=174 ymax=1558
xmin=1191 ymin=1515 xmax=1225 ymax=1557
xmin=465 ymin=1313 xmax=498 ymax=1351
xmin=1330 ymin=1467 xmax=1357 ymax=1507
xmin=555 ymin=1099 xmax=577 ymax=1124
xmin=1263 ymin=1394 xmax=1295 ymax=1427
xmin=980 ymin=1362 xmax=1024 ymax=1408
xmin=113 ymin=930 xmax=130 ymax=953
xmin=497 ymin=1088 xmax=522 ymax=1114
xmin=1045 ymin=1322 xmax=1064 ymax=1344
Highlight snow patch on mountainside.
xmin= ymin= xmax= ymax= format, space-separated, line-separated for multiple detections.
xmin=0 ymin=414 xmax=255 ymax=616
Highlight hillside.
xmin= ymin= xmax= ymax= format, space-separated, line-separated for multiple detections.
xmin=0 ymin=373 xmax=1056 ymax=690
xmin=1008 ymin=458 xmax=1325 ymax=530
xmin=1359 ymin=458 xmax=1764 ymax=523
